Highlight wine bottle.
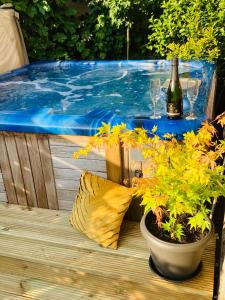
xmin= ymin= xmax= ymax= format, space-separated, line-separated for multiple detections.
xmin=167 ymin=58 xmax=183 ymax=119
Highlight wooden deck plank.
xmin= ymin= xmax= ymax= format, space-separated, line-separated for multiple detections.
xmin=0 ymin=204 xmax=215 ymax=262
xmin=0 ymin=269 xmax=210 ymax=300
xmin=0 ymin=204 xmax=215 ymax=299
xmin=0 ymin=231 xmax=214 ymax=281
xmin=0 ymin=290 xmax=29 ymax=300
xmin=0 ymin=212 xmax=147 ymax=260
xmin=0 ymin=234 xmax=214 ymax=299
xmin=0 ymin=272 xmax=127 ymax=300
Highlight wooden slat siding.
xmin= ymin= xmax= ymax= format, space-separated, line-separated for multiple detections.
xmin=0 ymin=9 xmax=29 ymax=75
xmin=50 ymin=145 xmax=105 ymax=160
xmin=14 ymin=133 xmax=37 ymax=208
xmin=105 ymin=143 xmax=123 ymax=184
xmin=49 ymin=135 xmax=107 ymax=211
xmin=0 ymin=156 xmax=9 ymax=204
xmin=37 ymin=135 xmax=58 ymax=210
xmin=54 ymin=168 xmax=107 ymax=180
xmin=3 ymin=133 xmax=27 ymax=206
xmin=57 ymin=190 xmax=77 ymax=203
xmin=0 ymin=193 xmax=7 ymax=202
xmin=49 ymin=135 xmax=105 ymax=161
xmin=0 ymin=182 xmax=5 ymax=191
xmin=55 ymin=179 xmax=79 ymax=191
xmin=58 ymin=200 xmax=74 ymax=211
xmin=49 ymin=135 xmax=95 ymax=147
xmin=0 ymin=133 xmax=17 ymax=204
xmin=0 ymin=171 xmax=4 ymax=182
xmin=54 ymin=170 xmax=105 ymax=209
xmin=25 ymin=134 xmax=48 ymax=209
xmin=0 ymin=204 xmax=215 ymax=300
xmin=51 ymin=156 xmax=106 ymax=171
xmin=0 ymin=172 xmax=5 ymax=192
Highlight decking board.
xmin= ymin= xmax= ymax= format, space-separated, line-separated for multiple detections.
xmin=0 ymin=204 xmax=215 ymax=300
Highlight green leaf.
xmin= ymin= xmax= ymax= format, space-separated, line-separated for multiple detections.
xmin=188 ymin=212 xmax=210 ymax=231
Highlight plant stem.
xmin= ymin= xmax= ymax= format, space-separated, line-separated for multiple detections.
xmin=126 ymin=26 xmax=130 ymax=60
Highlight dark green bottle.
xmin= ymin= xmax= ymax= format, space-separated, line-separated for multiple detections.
xmin=167 ymin=58 xmax=183 ymax=119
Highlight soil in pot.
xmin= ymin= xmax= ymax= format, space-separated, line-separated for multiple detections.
xmin=145 ymin=211 xmax=209 ymax=244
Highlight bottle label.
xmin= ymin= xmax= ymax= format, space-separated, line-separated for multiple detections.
xmin=167 ymin=103 xmax=181 ymax=117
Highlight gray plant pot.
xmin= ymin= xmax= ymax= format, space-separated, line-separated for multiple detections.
xmin=140 ymin=212 xmax=213 ymax=280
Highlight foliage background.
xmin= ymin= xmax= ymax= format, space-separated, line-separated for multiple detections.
xmin=1 ymin=0 xmax=225 ymax=101
xmin=0 ymin=0 xmax=224 ymax=64
xmin=1 ymin=0 xmax=79 ymax=60
xmin=0 ymin=0 xmax=161 ymax=60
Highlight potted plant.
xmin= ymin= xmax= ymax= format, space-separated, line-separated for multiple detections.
xmin=73 ymin=113 xmax=225 ymax=281
xmin=137 ymin=118 xmax=225 ymax=280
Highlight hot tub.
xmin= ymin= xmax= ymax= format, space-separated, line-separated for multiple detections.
xmin=0 ymin=60 xmax=216 ymax=215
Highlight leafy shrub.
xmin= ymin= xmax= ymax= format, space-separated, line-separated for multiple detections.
xmin=148 ymin=0 xmax=225 ymax=61
xmin=0 ymin=0 xmax=161 ymax=60
xmin=76 ymin=4 xmax=126 ymax=60
xmin=73 ymin=114 xmax=225 ymax=242
xmin=0 ymin=0 xmax=79 ymax=60
xmin=2 ymin=0 xmax=224 ymax=63
xmin=89 ymin=0 xmax=162 ymax=58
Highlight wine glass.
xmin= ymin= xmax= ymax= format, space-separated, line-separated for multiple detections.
xmin=149 ymin=78 xmax=161 ymax=119
xmin=186 ymin=79 xmax=199 ymax=120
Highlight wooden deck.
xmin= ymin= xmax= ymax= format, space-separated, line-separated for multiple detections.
xmin=0 ymin=204 xmax=215 ymax=300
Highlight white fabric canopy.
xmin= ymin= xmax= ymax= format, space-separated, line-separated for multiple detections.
xmin=0 ymin=7 xmax=29 ymax=74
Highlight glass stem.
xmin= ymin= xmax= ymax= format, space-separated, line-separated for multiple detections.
xmin=190 ymin=100 xmax=194 ymax=116
xmin=153 ymin=101 xmax=156 ymax=117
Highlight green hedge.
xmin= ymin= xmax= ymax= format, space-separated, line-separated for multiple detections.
xmin=0 ymin=0 xmax=79 ymax=60
xmin=0 ymin=0 xmax=161 ymax=60
xmin=0 ymin=0 xmax=224 ymax=64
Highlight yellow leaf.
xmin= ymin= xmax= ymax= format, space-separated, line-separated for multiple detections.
xmin=216 ymin=112 xmax=225 ymax=127
xmin=152 ymin=125 xmax=157 ymax=133
xmin=163 ymin=133 xmax=174 ymax=139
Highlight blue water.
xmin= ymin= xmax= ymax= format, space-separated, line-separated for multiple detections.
xmin=0 ymin=60 xmax=213 ymax=119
